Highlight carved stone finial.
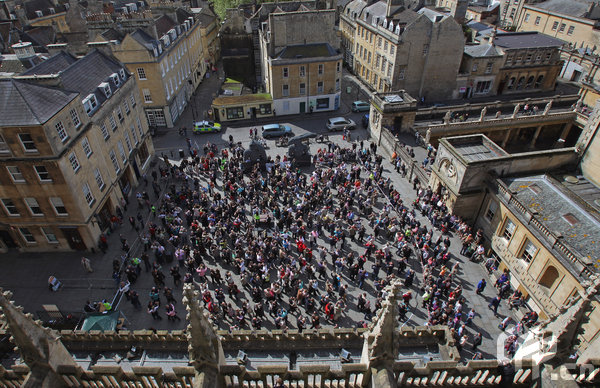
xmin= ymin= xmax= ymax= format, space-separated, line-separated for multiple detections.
xmin=367 ymin=279 xmax=403 ymax=362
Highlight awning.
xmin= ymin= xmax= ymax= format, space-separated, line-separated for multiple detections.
xmin=81 ymin=311 xmax=120 ymax=332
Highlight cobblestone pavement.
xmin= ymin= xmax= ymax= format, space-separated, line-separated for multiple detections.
xmin=0 ymin=127 xmax=519 ymax=362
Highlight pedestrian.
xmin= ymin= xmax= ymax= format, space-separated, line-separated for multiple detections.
xmin=148 ymin=301 xmax=161 ymax=320
xmin=81 ymin=256 xmax=93 ymax=273
xmin=129 ymin=290 xmax=141 ymax=309
xmin=488 ymin=296 xmax=501 ymax=315
xmin=472 ymin=332 xmax=483 ymax=350
xmin=476 ymin=278 xmax=486 ymax=295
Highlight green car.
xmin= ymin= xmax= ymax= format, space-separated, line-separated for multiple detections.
xmin=193 ymin=121 xmax=221 ymax=133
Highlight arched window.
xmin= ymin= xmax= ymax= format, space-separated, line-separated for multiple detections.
xmin=507 ymin=77 xmax=516 ymax=89
xmin=516 ymin=76 xmax=525 ymax=90
xmin=525 ymin=76 xmax=535 ymax=88
xmin=539 ymin=266 xmax=559 ymax=289
xmin=535 ymin=75 xmax=544 ymax=88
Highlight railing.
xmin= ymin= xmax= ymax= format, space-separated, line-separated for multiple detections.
xmin=377 ymin=127 xmax=429 ymax=185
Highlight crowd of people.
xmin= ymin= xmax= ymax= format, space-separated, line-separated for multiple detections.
xmin=102 ymin=135 xmax=533 ymax=360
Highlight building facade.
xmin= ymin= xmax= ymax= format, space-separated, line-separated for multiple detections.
xmin=342 ymin=1 xmax=465 ymax=100
xmin=259 ymin=9 xmax=342 ymax=115
xmin=0 ymin=50 xmax=154 ymax=252
xmin=492 ymin=31 xmax=564 ymax=94
xmin=111 ymin=9 xmax=217 ymax=128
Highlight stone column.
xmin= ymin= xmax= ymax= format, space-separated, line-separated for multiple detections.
xmin=529 ymin=125 xmax=543 ymax=150
xmin=501 ymin=128 xmax=512 ymax=148
xmin=555 ymin=123 xmax=573 ymax=147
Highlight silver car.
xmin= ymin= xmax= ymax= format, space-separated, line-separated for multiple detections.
xmin=326 ymin=117 xmax=356 ymax=131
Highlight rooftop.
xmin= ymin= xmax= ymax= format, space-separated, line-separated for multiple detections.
xmin=493 ymin=32 xmax=564 ymax=50
xmin=0 ymin=78 xmax=78 ymax=126
xmin=212 ymin=93 xmax=272 ymax=106
xmin=447 ymin=135 xmax=509 ymax=161
xmin=464 ymin=43 xmax=502 ymax=58
xmin=504 ymin=175 xmax=600 ymax=268
xmin=277 ymin=43 xmax=338 ymax=59
xmin=529 ymin=0 xmax=599 ymax=20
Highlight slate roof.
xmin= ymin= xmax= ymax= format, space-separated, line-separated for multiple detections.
xmin=100 ymin=28 xmax=125 ymax=42
xmin=22 ymin=49 xmax=129 ymax=117
xmin=22 ymin=26 xmax=56 ymax=48
xmin=277 ymin=43 xmax=338 ymax=59
xmin=0 ymin=78 xmax=78 ymax=126
xmin=130 ymin=29 xmax=157 ymax=51
xmin=344 ymin=0 xmax=368 ymax=19
xmin=23 ymin=0 xmax=67 ymax=19
xmin=0 ymin=55 xmax=27 ymax=73
xmin=155 ymin=14 xmax=177 ymax=37
xmin=504 ymin=175 xmax=600 ymax=269
xmin=531 ymin=0 xmax=598 ymax=20
xmin=493 ymin=32 xmax=564 ymax=49
xmin=464 ymin=43 xmax=502 ymax=57
xmin=22 ymin=50 xmax=76 ymax=75
xmin=361 ymin=1 xmax=388 ymax=24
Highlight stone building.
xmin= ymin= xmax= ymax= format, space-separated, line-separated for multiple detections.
xmin=492 ymin=31 xmax=564 ymax=95
xmin=1 ymin=282 xmax=597 ymax=387
xmin=341 ymin=1 xmax=465 ymax=100
xmin=0 ymin=49 xmax=154 ymax=252
xmin=111 ymin=8 xmax=214 ymax=128
xmin=457 ymin=43 xmax=504 ymax=98
xmin=515 ymin=0 xmax=600 ymax=51
xmin=259 ymin=8 xmax=343 ymax=115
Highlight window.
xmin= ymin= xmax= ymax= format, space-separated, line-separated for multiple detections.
xmin=390 ymin=46 xmax=394 ymax=55
xmin=137 ymin=68 xmax=147 ymax=80
xmin=567 ymin=26 xmax=574 ymax=35
xmin=525 ymin=75 xmax=535 ymax=88
xmin=384 ymin=41 xmax=388 ymax=51
xmin=535 ymin=74 xmax=544 ymax=88
xmin=18 ymin=133 xmax=37 ymax=151
xmin=485 ymin=62 xmax=493 ymax=74
xmin=299 ymin=66 xmax=306 ymax=77
xmin=136 ymin=117 xmax=144 ymax=138
xmin=283 ymin=67 xmax=289 ymax=78
xmin=18 ymin=227 xmax=36 ymax=244
xmin=68 ymin=152 xmax=80 ymax=172
xmin=55 ymin=121 xmax=69 ymax=142
xmin=83 ymin=94 xmax=98 ymax=115
xmin=123 ymin=100 xmax=130 ymax=114
xmin=367 ymin=52 xmax=371 ymax=63
xmin=94 ymin=168 xmax=105 ymax=191
xmin=70 ymin=109 xmax=81 ymax=128
xmin=539 ymin=266 xmax=559 ymax=288
xmin=110 ymin=150 xmax=120 ymax=173
xmin=524 ymin=14 xmax=530 ymax=22
xmin=124 ymin=132 xmax=132 ymax=152
xmin=143 ymin=89 xmax=152 ymax=103
xmin=1 ymin=198 xmax=19 ymax=216
xmin=475 ymin=80 xmax=492 ymax=93
xmin=7 ymin=166 xmax=25 ymax=182
xmin=34 ymin=165 xmax=51 ymax=182
xmin=552 ymin=21 xmax=559 ymax=30
xmin=423 ymin=44 xmax=429 ymax=55
xmin=41 ymin=227 xmax=58 ymax=243
xmin=0 ymin=134 xmax=9 ymax=153
xmin=520 ymin=239 xmax=538 ymax=262
xmin=398 ymin=68 xmax=405 ymax=80
xmin=299 ymin=83 xmax=306 ymax=95
xmin=226 ymin=107 xmax=244 ymax=120
xmin=117 ymin=141 xmax=127 ymax=163
xmin=109 ymin=115 xmax=117 ymax=131
xmin=337 ymin=62 xmax=341 ymax=72
xmin=317 ymin=81 xmax=324 ymax=94
xmin=472 ymin=63 xmax=478 ymax=72
xmin=100 ymin=122 xmax=109 ymax=140
xmin=259 ymin=104 xmax=271 ymax=115
xmin=316 ymin=98 xmax=329 ymax=109
xmin=24 ymin=197 xmax=43 ymax=216
xmin=130 ymin=125 xmax=139 ymax=145
xmin=282 ymin=84 xmax=290 ymax=97
xmin=558 ymin=23 xmax=565 ymax=33
xmin=535 ymin=16 xmax=541 ymax=25
xmin=502 ymin=219 xmax=516 ymax=240
xmin=82 ymin=137 xmax=92 ymax=157
xmin=378 ymin=37 xmax=382 ymax=47
xmin=387 ymin=63 xmax=392 ymax=77
xmin=485 ymin=200 xmax=498 ymax=221
xmin=116 ymin=107 xmax=124 ymax=123
xmin=335 ymin=78 xmax=340 ymax=91
xmin=82 ymin=182 xmax=94 ymax=206
xmin=318 ymin=64 xmax=324 ymax=75
xmin=130 ymin=93 xmax=137 ymax=107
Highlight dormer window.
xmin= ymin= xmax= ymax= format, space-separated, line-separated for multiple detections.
xmin=111 ymin=73 xmax=120 ymax=87
xmin=99 ymin=82 xmax=111 ymax=98
xmin=82 ymin=94 xmax=98 ymax=115
xmin=169 ymin=29 xmax=177 ymax=41
xmin=49 ymin=7 xmax=55 ymax=14
xmin=35 ymin=10 xmax=43 ymax=17
xmin=119 ymin=68 xmax=126 ymax=80
xmin=161 ymin=35 xmax=170 ymax=47
xmin=153 ymin=47 xmax=158 ymax=57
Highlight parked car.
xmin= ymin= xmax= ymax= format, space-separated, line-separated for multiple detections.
xmin=193 ymin=121 xmax=221 ymax=133
xmin=351 ymin=101 xmax=370 ymax=112
xmin=262 ymin=123 xmax=293 ymax=139
xmin=326 ymin=117 xmax=356 ymax=131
